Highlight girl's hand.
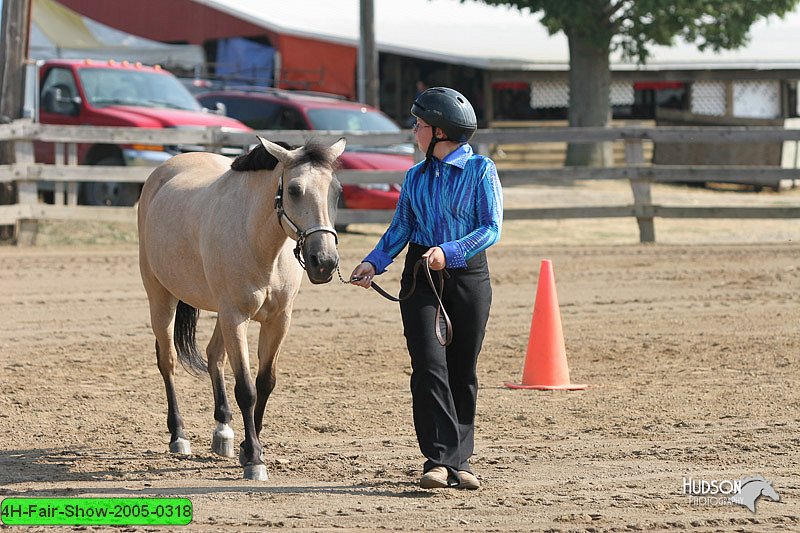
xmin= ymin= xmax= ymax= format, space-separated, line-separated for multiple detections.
xmin=349 ymin=262 xmax=376 ymax=288
xmin=422 ymin=247 xmax=446 ymax=271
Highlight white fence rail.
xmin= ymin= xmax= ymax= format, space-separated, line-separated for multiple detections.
xmin=1 ymin=120 xmax=800 ymax=244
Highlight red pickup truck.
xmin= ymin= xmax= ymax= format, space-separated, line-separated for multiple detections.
xmin=35 ymin=59 xmax=250 ymax=205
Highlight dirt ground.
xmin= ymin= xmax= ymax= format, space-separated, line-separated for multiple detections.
xmin=0 ymin=182 xmax=799 ymax=531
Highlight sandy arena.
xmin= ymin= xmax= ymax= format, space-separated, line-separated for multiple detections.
xmin=0 ymin=182 xmax=798 ymax=531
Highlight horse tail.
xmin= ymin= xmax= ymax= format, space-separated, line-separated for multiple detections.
xmin=174 ymin=300 xmax=208 ymax=376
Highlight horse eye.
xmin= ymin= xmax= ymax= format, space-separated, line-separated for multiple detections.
xmin=287 ymin=183 xmax=302 ymax=198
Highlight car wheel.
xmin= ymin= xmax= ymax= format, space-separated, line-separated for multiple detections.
xmin=81 ymin=156 xmax=141 ymax=206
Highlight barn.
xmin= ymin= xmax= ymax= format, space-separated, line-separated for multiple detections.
xmin=43 ymin=0 xmax=800 ymax=128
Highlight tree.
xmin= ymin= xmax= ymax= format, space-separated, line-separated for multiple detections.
xmin=473 ymin=0 xmax=800 ymax=166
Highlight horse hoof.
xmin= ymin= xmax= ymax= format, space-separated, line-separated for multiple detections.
xmin=213 ymin=435 xmax=236 ymax=458
xmin=169 ymin=438 xmax=191 ymax=455
xmin=212 ymin=424 xmax=235 ymax=458
xmin=239 ymin=445 xmax=265 ymax=467
xmin=243 ymin=464 xmax=269 ymax=481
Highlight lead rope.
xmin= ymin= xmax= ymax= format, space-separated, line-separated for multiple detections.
xmin=336 ymin=260 xmax=453 ymax=346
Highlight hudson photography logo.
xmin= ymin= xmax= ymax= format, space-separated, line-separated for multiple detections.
xmin=682 ymin=475 xmax=781 ymax=513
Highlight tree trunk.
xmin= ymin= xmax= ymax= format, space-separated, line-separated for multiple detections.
xmin=565 ymin=31 xmax=613 ymax=167
xmin=0 ymin=0 xmax=31 ymax=241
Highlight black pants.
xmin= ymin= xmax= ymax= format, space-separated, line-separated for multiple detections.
xmin=400 ymin=243 xmax=492 ymax=475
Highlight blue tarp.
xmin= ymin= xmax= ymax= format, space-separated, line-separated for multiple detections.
xmin=215 ymin=37 xmax=274 ymax=87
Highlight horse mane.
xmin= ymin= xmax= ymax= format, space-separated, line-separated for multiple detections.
xmin=230 ymin=141 xmax=291 ymax=171
xmin=230 ymin=139 xmax=340 ymax=172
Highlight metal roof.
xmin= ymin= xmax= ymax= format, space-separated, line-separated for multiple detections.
xmin=193 ymin=0 xmax=800 ymax=71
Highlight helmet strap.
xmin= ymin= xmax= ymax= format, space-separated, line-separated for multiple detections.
xmin=422 ymin=127 xmax=442 ymax=173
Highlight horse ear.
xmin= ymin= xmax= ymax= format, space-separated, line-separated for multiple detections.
xmin=330 ymin=137 xmax=347 ymax=159
xmin=258 ymin=137 xmax=292 ymax=165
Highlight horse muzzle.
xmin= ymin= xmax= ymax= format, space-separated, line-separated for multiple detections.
xmin=302 ymin=233 xmax=339 ymax=284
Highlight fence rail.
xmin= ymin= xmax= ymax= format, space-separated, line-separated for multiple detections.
xmin=1 ymin=120 xmax=799 ymax=244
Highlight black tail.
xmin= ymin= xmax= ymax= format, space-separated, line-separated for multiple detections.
xmin=174 ymin=300 xmax=208 ymax=376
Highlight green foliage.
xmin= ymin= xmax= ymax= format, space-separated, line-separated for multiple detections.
xmin=473 ymin=0 xmax=800 ymax=62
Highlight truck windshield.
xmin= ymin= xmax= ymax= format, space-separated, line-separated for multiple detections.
xmin=78 ymin=68 xmax=202 ymax=111
xmin=306 ymin=108 xmax=400 ymax=132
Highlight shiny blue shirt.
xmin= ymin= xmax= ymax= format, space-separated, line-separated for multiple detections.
xmin=363 ymin=143 xmax=503 ymax=274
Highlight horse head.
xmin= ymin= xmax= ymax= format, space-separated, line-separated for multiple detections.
xmin=759 ymin=481 xmax=780 ymax=503
xmin=732 ymin=476 xmax=781 ymax=513
xmin=260 ymin=136 xmax=346 ymax=284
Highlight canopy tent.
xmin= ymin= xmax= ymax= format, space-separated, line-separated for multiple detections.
xmin=29 ymin=0 xmax=204 ymax=70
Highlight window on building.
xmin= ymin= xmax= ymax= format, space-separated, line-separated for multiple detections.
xmin=491 ymin=79 xmax=689 ymax=121
xmin=491 ymin=82 xmax=535 ymax=120
xmin=615 ymin=81 xmax=687 ymax=119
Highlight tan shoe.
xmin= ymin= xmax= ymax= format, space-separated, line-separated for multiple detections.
xmin=457 ymin=470 xmax=480 ymax=490
xmin=419 ymin=466 xmax=450 ymax=489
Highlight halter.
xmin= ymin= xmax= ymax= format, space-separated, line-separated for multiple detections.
xmin=274 ymin=171 xmax=338 ymax=269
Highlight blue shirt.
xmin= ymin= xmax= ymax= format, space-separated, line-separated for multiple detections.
xmin=363 ymin=143 xmax=503 ymax=274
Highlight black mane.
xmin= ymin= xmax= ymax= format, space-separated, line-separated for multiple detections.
xmin=230 ymin=140 xmax=290 ymax=171
xmin=230 ymin=139 xmax=339 ymax=171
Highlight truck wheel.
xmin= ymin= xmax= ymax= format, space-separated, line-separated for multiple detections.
xmin=81 ymin=156 xmax=141 ymax=206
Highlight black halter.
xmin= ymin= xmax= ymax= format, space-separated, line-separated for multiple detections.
xmin=273 ymin=171 xmax=338 ymax=269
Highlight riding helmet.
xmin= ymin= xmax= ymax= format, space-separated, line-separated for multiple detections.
xmin=411 ymin=87 xmax=477 ymax=143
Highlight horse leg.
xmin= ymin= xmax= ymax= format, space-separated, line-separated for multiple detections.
xmin=207 ymin=321 xmax=235 ymax=457
xmin=218 ymin=311 xmax=267 ymax=481
xmin=147 ymin=288 xmax=191 ymax=455
xmin=254 ymin=311 xmax=292 ymax=438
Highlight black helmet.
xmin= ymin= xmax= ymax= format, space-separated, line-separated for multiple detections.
xmin=411 ymin=87 xmax=477 ymax=143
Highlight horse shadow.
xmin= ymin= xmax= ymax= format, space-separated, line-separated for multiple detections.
xmin=729 ymin=475 xmax=781 ymax=513
xmin=0 ymin=448 xmax=432 ymax=500
xmin=0 ymin=449 xmax=83 ymax=489
xmin=0 ymin=447 xmax=217 ymax=488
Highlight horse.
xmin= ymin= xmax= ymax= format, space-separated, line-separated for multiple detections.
xmin=729 ymin=475 xmax=781 ymax=512
xmin=137 ymin=136 xmax=346 ymax=480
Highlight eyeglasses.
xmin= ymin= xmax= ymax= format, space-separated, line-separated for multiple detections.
xmin=412 ymin=122 xmax=431 ymax=133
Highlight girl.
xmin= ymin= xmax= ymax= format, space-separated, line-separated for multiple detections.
xmin=350 ymin=87 xmax=503 ymax=490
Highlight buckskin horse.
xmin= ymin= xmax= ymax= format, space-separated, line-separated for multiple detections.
xmin=138 ymin=136 xmax=345 ymax=480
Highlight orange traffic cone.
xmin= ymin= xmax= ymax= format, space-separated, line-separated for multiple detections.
xmin=505 ymin=259 xmax=588 ymax=390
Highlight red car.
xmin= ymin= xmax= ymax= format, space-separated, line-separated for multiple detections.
xmin=196 ymin=89 xmax=413 ymax=210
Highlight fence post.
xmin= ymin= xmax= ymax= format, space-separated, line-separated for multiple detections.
xmin=14 ymin=139 xmax=37 ymax=245
xmin=54 ymin=142 xmax=65 ymax=205
xmin=625 ymin=137 xmax=655 ymax=243
xmin=208 ymin=126 xmax=223 ymax=155
xmin=67 ymin=142 xmax=78 ymax=206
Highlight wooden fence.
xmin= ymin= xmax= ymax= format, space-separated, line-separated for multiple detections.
xmin=1 ymin=119 xmax=800 ymax=245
